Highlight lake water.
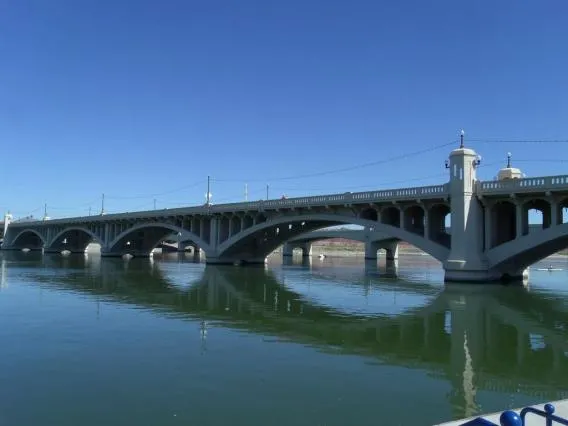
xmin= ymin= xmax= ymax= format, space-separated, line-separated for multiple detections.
xmin=0 ymin=251 xmax=567 ymax=426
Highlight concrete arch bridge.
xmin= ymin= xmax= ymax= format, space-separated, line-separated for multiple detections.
xmin=4 ymin=143 xmax=568 ymax=282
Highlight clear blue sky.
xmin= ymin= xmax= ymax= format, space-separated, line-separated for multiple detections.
xmin=1 ymin=0 xmax=568 ymax=218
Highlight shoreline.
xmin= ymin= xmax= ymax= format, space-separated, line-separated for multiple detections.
xmin=76 ymin=243 xmax=568 ymax=262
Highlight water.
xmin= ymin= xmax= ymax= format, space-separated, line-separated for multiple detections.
xmin=0 ymin=252 xmax=567 ymax=426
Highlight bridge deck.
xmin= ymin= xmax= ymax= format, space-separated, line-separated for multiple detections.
xmin=4 ymin=183 xmax=449 ymax=226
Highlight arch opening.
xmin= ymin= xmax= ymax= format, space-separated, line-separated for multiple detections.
xmin=47 ymin=228 xmax=102 ymax=254
xmin=523 ymin=199 xmax=551 ymax=236
xmin=360 ymin=207 xmax=378 ymax=222
xmin=381 ymin=206 xmax=400 ymax=227
xmin=559 ymin=198 xmax=568 ymax=224
xmin=218 ymin=216 xmax=230 ymax=243
xmin=217 ymin=214 xmax=449 ymax=264
xmin=222 ymin=220 xmax=336 ymax=263
xmin=491 ymin=201 xmax=516 ymax=248
xmin=156 ymin=238 xmax=200 ymax=255
xmin=230 ymin=216 xmax=242 ymax=237
xmin=107 ymin=224 xmax=208 ymax=258
xmin=10 ymin=230 xmax=45 ymax=251
xmin=403 ymin=205 xmax=425 ymax=236
xmin=428 ymin=204 xmax=451 ymax=248
xmin=243 ymin=215 xmax=254 ymax=230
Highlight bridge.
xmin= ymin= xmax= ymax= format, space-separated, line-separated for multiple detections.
xmin=3 ymin=138 xmax=568 ymax=283
xmin=5 ymin=252 xmax=568 ymax=420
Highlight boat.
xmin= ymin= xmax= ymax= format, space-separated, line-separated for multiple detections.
xmin=434 ymin=399 xmax=568 ymax=426
xmin=536 ymin=265 xmax=563 ymax=272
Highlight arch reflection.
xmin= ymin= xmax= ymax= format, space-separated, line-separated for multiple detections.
xmin=4 ymin=251 xmax=568 ymax=420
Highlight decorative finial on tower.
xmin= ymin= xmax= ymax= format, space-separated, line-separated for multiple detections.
xmin=460 ymin=129 xmax=465 ymax=148
xmin=507 ymin=152 xmax=512 ymax=168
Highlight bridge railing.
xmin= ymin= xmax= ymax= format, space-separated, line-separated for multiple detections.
xmin=458 ymin=403 xmax=568 ymax=426
xmin=5 ymin=184 xmax=449 ymax=226
xmin=191 ymin=183 xmax=449 ymax=213
xmin=478 ymin=175 xmax=568 ymax=195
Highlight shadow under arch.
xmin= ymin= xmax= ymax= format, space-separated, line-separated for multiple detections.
xmin=5 ymin=228 xmax=46 ymax=250
xmin=45 ymin=226 xmax=105 ymax=253
xmin=216 ymin=214 xmax=449 ymax=263
xmin=105 ymin=222 xmax=212 ymax=257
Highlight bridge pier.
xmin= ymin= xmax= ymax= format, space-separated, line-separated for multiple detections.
xmin=2 ymin=246 xmax=43 ymax=252
xmin=281 ymin=242 xmax=311 ymax=258
xmin=298 ymin=242 xmax=312 ymax=257
xmin=365 ymin=241 xmax=398 ymax=261
xmin=44 ymin=248 xmax=86 ymax=255
xmin=206 ymin=255 xmax=267 ymax=265
xmin=443 ymin=144 xmax=493 ymax=283
xmin=100 ymin=249 xmax=152 ymax=258
xmin=282 ymin=243 xmax=294 ymax=257
xmin=364 ymin=241 xmax=379 ymax=260
xmin=385 ymin=242 xmax=399 ymax=260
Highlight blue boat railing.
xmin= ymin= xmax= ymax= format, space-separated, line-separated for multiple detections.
xmin=459 ymin=403 xmax=568 ymax=426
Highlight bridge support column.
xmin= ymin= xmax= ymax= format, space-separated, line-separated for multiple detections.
xmin=515 ymin=200 xmax=523 ymax=238
xmin=206 ymin=256 xmax=267 ymax=265
xmin=550 ymin=197 xmax=560 ymax=226
xmin=364 ymin=258 xmax=377 ymax=272
xmin=44 ymin=248 xmax=86 ymax=255
xmin=298 ymin=242 xmax=312 ymax=257
xmin=100 ymin=246 xmax=152 ymax=258
xmin=282 ymin=243 xmax=294 ymax=257
xmin=364 ymin=241 xmax=378 ymax=260
xmin=444 ymin=143 xmax=493 ymax=282
xmin=385 ymin=242 xmax=399 ymax=260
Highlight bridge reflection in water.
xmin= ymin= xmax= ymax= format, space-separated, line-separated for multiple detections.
xmin=4 ymin=251 xmax=568 ymax=422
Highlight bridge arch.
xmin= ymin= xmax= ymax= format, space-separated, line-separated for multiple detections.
xmin=215 ymin=213 xmax=449 ymax=263
xmin=106 ymin=222 xmax=212 ymax=256
xmin=490 ymin=201 xmax=516 ymax=247
xmin=46 ymin=227 xmax=104 ymax=253
xmin=286 ymin=229 xmax=399 ymax=259
xmin=9 ymin=229 xmax=46 ymax=249
xmin=521 ymin=198 xmax=552 ymax=234
xmin=359 ymin=207 xmax=378 ymax=222
xmin=291 ymin=232 xmax=368 ymax=244
xmin=380 ymin=206 xmax=400 ymax=227
xmin=402 ymin=204 xmax=425 ymax=236
xmin=428 ymin=203 xmax=451 ymax=247
xmin=487 ymin=223 xmax=568 ymax=273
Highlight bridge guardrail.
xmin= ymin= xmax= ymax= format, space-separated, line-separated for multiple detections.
xmin=224 ymin=183 xmax=449 ymax=212
xmin=478 ymin=175 xmax=568 ymax=195
xmin=6 ymin=184 xmax=449 ymax=226
xmin=457 ymin=403 xmax=568 ymax=426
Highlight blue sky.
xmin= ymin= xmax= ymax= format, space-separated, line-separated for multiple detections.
xmin=1 ymin=0 xmax=568 ymax=219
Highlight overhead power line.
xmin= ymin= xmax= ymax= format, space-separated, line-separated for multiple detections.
xmin=470 ymin=138 xmax=568 ymax=144
xmin=105 ymin=180 xmax=206 ymax=200
xmin=515 ymin=159 xmax=568 ymax=163
xmin=48 ymin=198 xmax=100 ymax=211
xmin=213 ymin=140 xmax=458 ymax=183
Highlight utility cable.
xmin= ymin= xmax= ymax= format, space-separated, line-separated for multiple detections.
xmin=515 ymin=159 xmax=568 ymax=163
xmin=469 ymin=138 xmax=568 ymax=144
xmin=105 ymin=180 xmax=207 ymax=200
xmin=213 ymin=140 xmax=458 ymax=183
